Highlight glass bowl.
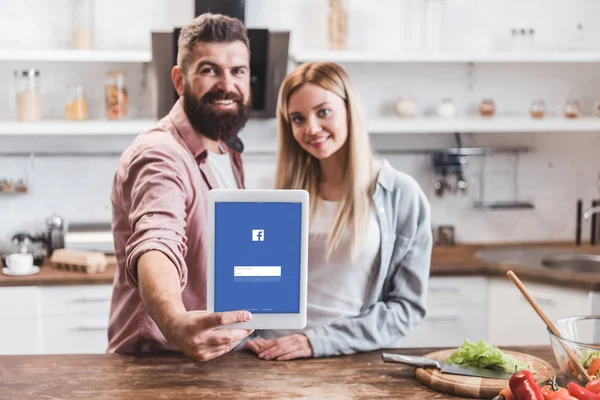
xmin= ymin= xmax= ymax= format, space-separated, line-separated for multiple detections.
xmin=548 ymin=316 xmax=600 ymax=383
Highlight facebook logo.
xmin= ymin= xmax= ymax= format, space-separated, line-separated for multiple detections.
xmin=252 ymin=229 xmax=264 ymax=241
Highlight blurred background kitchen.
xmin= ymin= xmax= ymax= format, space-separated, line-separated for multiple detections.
xmin=2 ymin=0 xmax=600 ymax=355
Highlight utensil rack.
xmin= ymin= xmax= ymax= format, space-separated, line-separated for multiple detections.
xmin=420 ymin=131 xmax=534 ymax=210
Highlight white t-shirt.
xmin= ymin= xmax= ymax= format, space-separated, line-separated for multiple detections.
xmin=206 ymin=151 xmax=239 ymax=189
xmin=260 ymin=199 xmax=381 ymax=338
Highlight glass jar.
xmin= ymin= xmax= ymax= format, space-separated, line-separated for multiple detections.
xmin=564 ymin=100 xmax=581 ymax=119
xmin=529 ymin=100 xmax=546 ymax=119
xmin=71 ymin=0 xmax=94 ymax=49
xmin=65 ymin=84 xmax=88 ymax=121
xmin=328 ymin=0 xmax=348 ymax=50
xmin=594 ymin=100 xmax=600 ymax=117
xmin=105 ymin=71 xmax=128 ymax=119
xmin=479 ymin=99 xmax=496 ymax=117
xmin=437 ymin=98 xmax=456 ymax=118
xmin=14 ymin=69 xmax=41 ymax=122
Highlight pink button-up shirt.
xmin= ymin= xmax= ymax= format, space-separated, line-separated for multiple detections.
xmin=107 ymin=100 xmax=244 ymax=353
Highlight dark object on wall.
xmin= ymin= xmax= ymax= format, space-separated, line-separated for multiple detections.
xmin=195 ymin=0 xmax=245 ymax=22
xmin=150 ymin=1 xmax=289 ymax=121
xmin=592 ymin=199 xmax=599 ymax=245
xmin=576 ymin=199 xmax=582 ymax=245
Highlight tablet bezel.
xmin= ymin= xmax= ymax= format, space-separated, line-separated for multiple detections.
xmin=206 ymin=189 xmax=309 ymax=329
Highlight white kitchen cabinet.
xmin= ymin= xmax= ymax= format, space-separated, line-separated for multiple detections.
xmin=0 ymin=284 xmax=112 ymax=355
xmin=38 ymin=285 xmax=113 ymax=317
xmin=40 ymin=316 xmax=109 ymax=354
xmin=38 ymin=285 xmax=112 ymax=354
xmin=487 ymin=277 xmax=591 ymax=346
xmin=0 ymin=287 xmax=41 ymax=355
xmin=400 ymin=277 xmax=489 ymax=348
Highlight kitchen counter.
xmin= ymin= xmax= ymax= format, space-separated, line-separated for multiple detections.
xmin=0 ymin=260 xmax=116 ymax=287
xmin=432 ymin=241 xmax=600 ymax=290
xmin=0 ymin=346 xmax=554 ymax=399
xmin=2 ymin=241 xmax=599 ymax=289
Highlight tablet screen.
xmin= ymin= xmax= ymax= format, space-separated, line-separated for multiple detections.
xmin=214 ymin=201 xmax=302 ymax=314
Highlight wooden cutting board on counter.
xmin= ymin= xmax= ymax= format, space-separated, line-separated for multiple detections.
xmin=414 ymin=349 xmax=555 ymax=399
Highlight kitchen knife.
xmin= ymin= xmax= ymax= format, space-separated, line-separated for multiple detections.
xmin=381 ymin=353 xmax=514 ymax=380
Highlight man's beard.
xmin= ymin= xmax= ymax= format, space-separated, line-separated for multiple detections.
xmin=182 ymin=83 xmax=250 ymax=143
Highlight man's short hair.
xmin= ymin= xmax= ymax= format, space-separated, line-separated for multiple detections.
xmin=177 ymin=13 xmax=249 ymax=72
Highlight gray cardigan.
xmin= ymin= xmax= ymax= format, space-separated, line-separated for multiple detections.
xmin=302 ymin=159 xmax=433 ymax=357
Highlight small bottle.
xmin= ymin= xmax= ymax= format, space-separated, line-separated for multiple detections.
xmin=509 ymin=28 xmax=518 ymax=50
xmin=525 ymin=29 xmax=535 ymax=50
xmin=105 ymin=71 xmax=128 ymax=119
xmin=65 ymin=84 xmax=88 ymax=121
xmin=570 ymin=23 xmax=585 ymax=51
xmin=14 ymin=69 xmax=41 ymax=122
xmin=479 ymin=99 xmax=496 ymax=117
xmin=564 ymin=100 xmax=581 ymax=119
xmin=529 ymin=100 xmax=546 ymax=119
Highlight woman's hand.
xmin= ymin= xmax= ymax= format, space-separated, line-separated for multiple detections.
xmin=255 ymin=334 xmax=314 ymax=361
xmin=242 ymin=337 xmax=275 ymax=354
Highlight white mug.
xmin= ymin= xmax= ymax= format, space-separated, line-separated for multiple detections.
xmin=5 ymin=253 xmax=34 ymax=273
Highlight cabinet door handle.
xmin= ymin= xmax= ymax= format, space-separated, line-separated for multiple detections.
xmin=429 ymin=287 xmax=460 ymax=293
xmin=72 ymin=326 xmax=107 ymax=332
xmin=69 ymin=297 xmax=111 ymax=303
xmin=427 ymin=313 xmax=462 ymax=321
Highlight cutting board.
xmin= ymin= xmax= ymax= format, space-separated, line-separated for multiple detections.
xmin=414 ymin=348 xmax=555 ymax=399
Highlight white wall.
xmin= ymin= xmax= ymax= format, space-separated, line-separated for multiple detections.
xmin=0 ymin=0 xmax=599 ymax=247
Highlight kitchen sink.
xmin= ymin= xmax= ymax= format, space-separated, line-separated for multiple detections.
xmin=474 ymin=246 xmax=600 ymax=274
xmin=541 ymin=253 xmax=600 ymax=273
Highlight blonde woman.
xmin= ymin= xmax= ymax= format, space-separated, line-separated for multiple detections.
xmin=243 ymin=62 xmax=432 ymax=360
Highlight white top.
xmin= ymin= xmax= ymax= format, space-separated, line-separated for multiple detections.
xmin=260 ymin=199 xmax=381 ymax=338
xmin=206 ymin=151 xmax=239 ymax=189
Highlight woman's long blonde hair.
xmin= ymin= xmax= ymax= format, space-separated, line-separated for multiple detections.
xmin=275 ymin=62 xmax=376 ymax=260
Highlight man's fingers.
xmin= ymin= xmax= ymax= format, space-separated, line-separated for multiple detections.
xmin=190 ymin=341 xmax=242 ymax=362
xmin=201 ymin=329 xmax=253 ymax=346
xmin=195 ymin=310 xmax=252 ymax=330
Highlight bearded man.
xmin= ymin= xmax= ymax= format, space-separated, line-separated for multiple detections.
xmin=108 ymin=13 xmax=254 ymax=362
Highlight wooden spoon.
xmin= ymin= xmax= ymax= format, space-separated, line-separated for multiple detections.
xmin=506 ymin=270 xmax=590 ymax=383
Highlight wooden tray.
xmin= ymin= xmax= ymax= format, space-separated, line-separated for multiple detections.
xmin=414 ymin=348 xmax=555 ymax=399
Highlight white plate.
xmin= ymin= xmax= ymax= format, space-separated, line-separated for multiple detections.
xmin=2 ymin=266 xmax=40 ymax=276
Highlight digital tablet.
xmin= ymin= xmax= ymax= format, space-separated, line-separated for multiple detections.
xmin=206 ymin=189 xmax=309 ymax=329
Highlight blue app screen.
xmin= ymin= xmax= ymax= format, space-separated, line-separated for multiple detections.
xmin=214 ymin=202 xmax=302 ymax=314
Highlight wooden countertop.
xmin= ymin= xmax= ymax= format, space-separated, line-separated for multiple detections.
xmin=431 ymin=241 xmax=600 ymax=290
xmin=0 ymin=259 xmax=116 ymax=287
xmin=2 ymin=241 xmax=600 ymax=289
xmin=0 ymin=346 xmax=554 ymax=399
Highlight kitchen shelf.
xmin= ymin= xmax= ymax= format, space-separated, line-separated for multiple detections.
xmin=0 ymin=49 xmax=152 ymax=63
xmin=0 ymin=119 xmax=157 ymax=135
xmin=367 ymin=116 xmax=600 ymax=134
xmin=292 ymin=50 xmax=600 ymax=64
xmin=2 ymin=116 xmax=599 ymax=136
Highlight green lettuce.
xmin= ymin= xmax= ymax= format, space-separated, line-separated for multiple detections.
xmin=445 ymin=339 xmax=532 ymax=373
xmin=581 ymin=350 xmax=600 ymax=368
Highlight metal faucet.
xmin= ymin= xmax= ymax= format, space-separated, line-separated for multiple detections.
xmin=583 ymin=206 xmax=600 ymax=220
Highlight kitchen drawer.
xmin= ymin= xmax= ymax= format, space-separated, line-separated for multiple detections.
xmin=400 ymin=307 xmax=488 ymax=348
xmin=40 ymin=316 xmax=108 ymax=354
xmin=38 ymin=285 xmax=113 ymax=317
xmin=427 ymin=277 xmax=489 ymax=308
xmin=487 ymin=277 xmax=591 ymax=346
xmin=0 ymin=318 xmax=40 ymax=355
xmin=0 ymin=286 xmax=39 ymax=318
